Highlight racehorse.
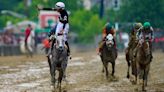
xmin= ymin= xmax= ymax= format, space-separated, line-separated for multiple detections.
xmin=125 ymin=40 xmax=138 ymax=81
xmin=135 ymin=37 xmax=152 ymax=91
xmin=47 ymin=33 xmax=68 ymax=90
xmin=100 ymin=34 xmax=117 ymax=79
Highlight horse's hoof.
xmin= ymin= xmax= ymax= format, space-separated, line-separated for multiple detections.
xmin=111 ymin=73 xmax=114 ymax=77
xmin=131 ymin=80 xmax=137 ymax=85
xmin=106 ymin=76 xmax=109 ymax=80
xmin=127 ymin=75 xmax=130 ymax=79
xmin=142 ymin=88 xmax=146 ymax=92
xmin=63 ymin=77 xmax=68 ymax=82
xmin=102 ymin=70 xmax=104 ymax=73
xmin=69 ymin=56 xmax=72 ymax=60
xmin=50 ymin=85 xmax=55 ymax=90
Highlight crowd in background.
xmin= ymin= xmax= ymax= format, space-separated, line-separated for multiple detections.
xmin=0 ymin=31 xmax=19 ymax=46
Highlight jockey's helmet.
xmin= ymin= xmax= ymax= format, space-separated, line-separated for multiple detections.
xmin=133 ymin=23 xmax=142 ymax=29
xmin=105 ymin=23 xmax=113 ymax=32
xmin=55 ymin=2 xmax=65 ymax=10
xmin=143 ymin=22 xmax=151 ymax=29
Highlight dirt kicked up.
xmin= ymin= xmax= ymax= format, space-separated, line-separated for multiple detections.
xmin=0 ymin=51 xmax=164 ymax=92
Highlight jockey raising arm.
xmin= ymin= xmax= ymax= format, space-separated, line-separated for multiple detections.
xmin=38 ymin=2 xmax=68 ymax=33
xmin=38 ymin=2 xmax=70 ymax=56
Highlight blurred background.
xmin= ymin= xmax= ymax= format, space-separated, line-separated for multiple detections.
xmin=0 ymin=0 xmax=164 ymax=56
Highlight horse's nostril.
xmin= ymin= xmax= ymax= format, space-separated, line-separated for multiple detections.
xmin=59 ymin=47 xmax=63 ymax=50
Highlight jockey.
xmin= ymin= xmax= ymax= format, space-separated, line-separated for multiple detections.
xmin=127 ymin=23 xmax=142 ymax=52
xmin=25 ymin=24 xmax=32 ymax=47
xmin=137 ymin=22 xmax=154 ymax=41
xmin=97 ymin=22 xmax=116 ymax=54
xmin=137 ymin=22 xmax=154 ymax=59
xmin=38 ymin=2 xmax=70 ymax=56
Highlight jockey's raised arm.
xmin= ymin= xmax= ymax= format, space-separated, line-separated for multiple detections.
xmin=38 ymin=2 xmax=71 ymax=57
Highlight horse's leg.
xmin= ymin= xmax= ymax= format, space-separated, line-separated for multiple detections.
xmin=111 ymin=61 xmax=115 ymax=76
xmin=142 ymin=69 xmax=146 ymax=91
xmin=102 ymin=65 xmax=105 ymax=73
xmin=103 ymin=61 xmax=108 ymax=79
xmin=51 ymin=62 xmax=56 ymax=86
xmin=134 ymin=61 xmax=138 ymax=85
xmin=47 ymin=56 xmax=52 ymax=76
xmin=62 ymin=59 xmax=68 ymax=81
xmin=58 ymin=68 xmax=63 ymax=89
xmin=134 ymin=72 xmax=138 ymax=85
xmin=145 ymin=64 xmax=150 ymax=86
xmin=126 ymin=51 xmax=131 ymax=78
xmin=100 ymin=56 xmax=104 ymax=73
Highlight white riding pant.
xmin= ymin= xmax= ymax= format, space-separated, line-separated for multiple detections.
xmin=55 ymin=22 xmax=69 ymax=41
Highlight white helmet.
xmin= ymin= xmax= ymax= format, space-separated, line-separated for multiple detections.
xmin=55 ymin=2 xmax=65 ymax=9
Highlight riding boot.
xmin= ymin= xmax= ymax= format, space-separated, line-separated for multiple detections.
xmin=65 ymin=41 xmax=70 ymax=56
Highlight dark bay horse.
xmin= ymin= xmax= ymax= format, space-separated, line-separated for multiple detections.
xmin=47 ymin=33 xmax=68 ymax=90
xmin=100 ymin=34 xmax=117 ymax=79
xmin=125 ymin=40 xmax=138 ymax=80
xmin=135 ymin=38 xmax=152 ymax=91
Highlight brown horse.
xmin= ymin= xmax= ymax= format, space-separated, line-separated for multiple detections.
xmin=100 ymin=34 xmax=117 ymax=79
xmin=135 ymin=38 xmax=152 ymax=91
xmin=125 ymin=40 xmax=138 ymax=81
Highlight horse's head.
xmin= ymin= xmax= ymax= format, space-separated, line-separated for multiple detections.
xmin=137 ymin=33 xmax=152 ymax=65
xmin=105 ymin=34 xmax=114 ymax=49
xmin=139 ymin=37 xmax=150 ymax=55
xmin=55 ymin=33 xmax=65 ymax=51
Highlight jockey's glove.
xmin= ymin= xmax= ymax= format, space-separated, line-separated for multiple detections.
xmin=49 ymin=35 xmax=56 ymax=40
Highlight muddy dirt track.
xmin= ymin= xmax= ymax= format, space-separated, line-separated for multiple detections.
xmin=0 ymin=51 xmax=164 ymax=92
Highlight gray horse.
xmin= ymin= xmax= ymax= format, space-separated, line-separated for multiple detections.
xmin=100 ymin=34 xmax=117 ymax=79
xmin=47 ymin=33 xmax=68 ymax=89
